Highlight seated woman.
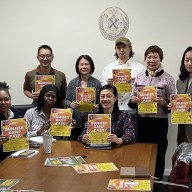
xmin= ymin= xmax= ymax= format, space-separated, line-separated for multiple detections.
xmin=0 ymin=82 xmax=14 ymax=161
xmin=65 ymin=55 xmax=102 ymax=140
xmin=78 ymin=84 xmax=135 ymax=145
xmin=25 ymin=84 xmax=64 ymax=137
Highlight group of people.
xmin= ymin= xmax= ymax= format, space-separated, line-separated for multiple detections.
xmin=0 ymin=36 xmax=192 ymax=183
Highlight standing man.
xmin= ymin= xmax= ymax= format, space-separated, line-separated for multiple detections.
xmin=99 ymin=37 xmax=145 ymax=110
xmin=23 ymin=45 xmax=67 ymax=104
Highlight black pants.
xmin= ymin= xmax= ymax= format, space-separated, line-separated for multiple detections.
xmin=138 ymin=116 xmax=168 ymax=181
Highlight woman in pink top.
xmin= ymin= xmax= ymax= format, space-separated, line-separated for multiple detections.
xmin=128 ymin=45 xmax=176 ymax=181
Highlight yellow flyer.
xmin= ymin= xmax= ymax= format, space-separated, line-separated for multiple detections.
xmin=87 ymin=114 xmax=111 ymax=145
xmin=50 ymin=108 xmax=72 ymax=136
xmin=76 ymin=87 xmax=96 ymax=112
xmin=107 ymin=179 xmax=151 ymax=191
xmin=35 ymin=75 xmax=55 ymax=93
xmin=113 ymin=69 xmax=132 ymax=93
xmin=73 ymin=162 xmax=118 ymax=174
xmin=137 ymin=86 xmax=157 ymax=114
xmin=171 ymin=94 xmax=192 ymax=124
xmin=1 ymin=118 xmax=29 ymax=152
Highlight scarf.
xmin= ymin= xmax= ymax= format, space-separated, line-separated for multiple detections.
xmin=147 ymin=66 xmax=163 ymax=77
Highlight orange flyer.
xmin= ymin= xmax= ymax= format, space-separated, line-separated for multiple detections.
xmin=35 ymin=75 xmax=55 ymax=93
xmin=171 ymin=94 xmax=192 ymax=124
xmin=1 ymin=118 xmax=29 ymax=152
xmin=87 ymin=114 xmax=111 ymax=145
xmin=73 ymin=162 xmax=118 ymax=174
xmin=76 ymin=87 xmax=96 ymax=112
xmin=137 ymin=86 xmax=157 ymax=114
xmin=113 ymin=69 xmax=132 ymax=93
xmin=50 ymin=108 xmax=72 ymax=136
xmin=107 ymin=179 xmax=151 ymax=191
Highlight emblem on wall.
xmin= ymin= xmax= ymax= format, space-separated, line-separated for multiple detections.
xmin=99 ymin=6 xmax=129 ymax=41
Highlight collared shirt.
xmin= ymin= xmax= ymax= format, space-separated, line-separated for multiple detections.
xmin=8 ymin=109 xmax=14 ymax=119
xmin=24 ymin=107 xmax=49 ymax=137
xmin=23 ymin=65 xmax=67 ymax=99
xmin=99 ymin=59 xmax=146 ymax=110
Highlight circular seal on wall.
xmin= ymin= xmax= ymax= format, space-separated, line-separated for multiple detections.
xmin=99 ymin=7 xmax=129 ymax=41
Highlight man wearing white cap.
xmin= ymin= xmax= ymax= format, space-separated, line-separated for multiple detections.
xmin=99 ymin=37 xmax=145 ymax=110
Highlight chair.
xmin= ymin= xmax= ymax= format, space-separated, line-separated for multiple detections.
xmin=167 ymin=142 xmax=192 ymax=192
xmin=11 ymin=104 xmax=36 ymax=118
xmin=126 ymin=110 xmax=138 ymax=141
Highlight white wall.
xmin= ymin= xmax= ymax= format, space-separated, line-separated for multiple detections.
xmin=1 ymin=0 xmax=192 ymax=174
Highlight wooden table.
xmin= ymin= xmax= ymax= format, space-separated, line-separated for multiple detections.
xmin=0 ymin=141 xmax=157 ymax=192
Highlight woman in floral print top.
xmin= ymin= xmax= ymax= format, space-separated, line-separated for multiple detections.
xmin=78 ymin=84 xmax=135 ymax=145
xmin=128 ymin=45 xmax=176 ymax=182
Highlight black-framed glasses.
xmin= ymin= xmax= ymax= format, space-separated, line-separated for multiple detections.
xmin=38 ymin=54 xmax=52 ymax=59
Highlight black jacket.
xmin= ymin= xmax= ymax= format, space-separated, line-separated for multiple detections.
xmin=0 ymin=113 xmax=12 ymax=161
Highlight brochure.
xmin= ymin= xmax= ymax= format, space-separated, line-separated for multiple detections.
xmin=44 ymin=156 xmax=85 ymax=166
xmin=137 ymin=86 xmax=157 ymax=114
xmin=35 ymin=75 xmax=55 ymax=93
xmin=76 ymin=87 xmax=96 ymax=112
xmin=10 ymin=149 xmax=39 ymax=158
xmin=113 ymin=69 xmax=132 ymax=93
xmin=0 ymin=179 xmax=20 ymax=190
xmin=171 ymin=94 xmax=192 ymax=124
xmin=0 ymin=190 xmax=43 ymax=192
xmin=1 ymin=118 xmax=29 ymax=152
xmin=73 ymin=162 xmax=118 ymax=174
xmin=28 ymin=136 xmax=56 ymax=144
xmin=107 ymin=179 xmax=151 ymax=191
xmin=87 ymin=114 xmax=111 ymax=145
xmin=50 ymin=108 xmax=72 ymax=136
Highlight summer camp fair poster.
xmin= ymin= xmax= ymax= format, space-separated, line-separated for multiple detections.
xmin=137 ymin=86 xmax=157 ymax=114
xmin=171 ymin=94 xmax=192 ymax=124
xmin=113 ymin=69 xmax=132 ymax=93
xmin=107 ymin=179 xmax=151 ymax=191
xmin=87 ymin=114 xmax=111 ymax=145
xmin=76 ymin=87 xmax=96 ymax=112
xmin=35 ymin=75 xmax=55 ymax=93
xmin=1 ymin=118 xmax=29 ymax=152
xmin=50 ymin=108 xmax=72 ymax=136
xmin=73 ymin=162 xmax=118 ymax=174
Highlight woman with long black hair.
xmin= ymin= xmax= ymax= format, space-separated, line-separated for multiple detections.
xmin=79 ymin=84 xmax=135 ymax=145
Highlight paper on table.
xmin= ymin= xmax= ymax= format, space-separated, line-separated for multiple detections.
xmin=10 ymin=149 xmax=39 ymax=158
xmin=28 ymin=136 xmax=56 ymax=144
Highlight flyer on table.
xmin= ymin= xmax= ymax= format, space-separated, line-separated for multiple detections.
xmin=0 ymin=179 xmax=20 ymax=190
xmin=87 ymin=114 xmax=111 ymax=145
xmin=170 ymin=94 xmax=192 ymax=124
xmin=50 ymin=108 xmax=72 ymax=136
xmin=76 ymin=87 xmax=96 ymax=112
xmin=1 ymin=190 xmax=44 ymax=192
xmin=113 ymin=69 xmax=132 ymax=93
xmin=35 ymin=75 xmax=55 ymax=93
xmin=107 ymin=179 xmax=151 ymax=191
xmin=44 ymin=156 xmax=85 ymax=166
xmin=73 ymin=162 xmax=118 ymax=174
xmin=137 ymin=86 xmax=157 ymax=114
xmin=1 ymin=118 xmax=29 ymax=152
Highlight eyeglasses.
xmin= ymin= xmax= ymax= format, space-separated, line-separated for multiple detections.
xmin=38 ymin=54 xmax=52 ymax=59
xmin=0 ymin=97 xmax=11 ymax=103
